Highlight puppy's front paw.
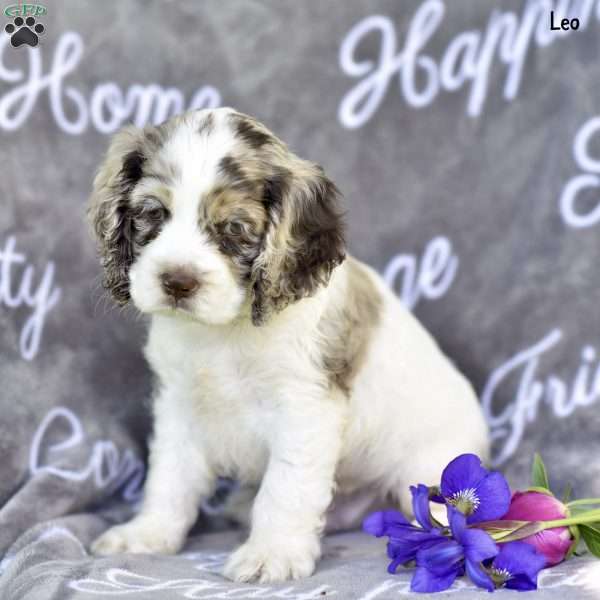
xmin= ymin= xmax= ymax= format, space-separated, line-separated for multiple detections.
xmin=223 ymin=535 xmax=320 ymax=583
xmin=91 ymin=517 xmax=185 ymax=556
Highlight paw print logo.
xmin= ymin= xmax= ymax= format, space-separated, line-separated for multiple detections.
xmin=4 ymin=16 xmax=44 ymax=47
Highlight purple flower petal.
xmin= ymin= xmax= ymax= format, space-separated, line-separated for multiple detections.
xmin=384 ymin=525 xmax=434 ymax=546
xmin=363 ymin=510 xmax=410 ymax=537
xmin=387 ymin=556 xmax=404 ymax=574
xmin=430 ymin=492 xmax=445 ymax=504
xmin=469 ymin=471 xmax=511 ymax=523
xmin=493 ymin=541 xmax=546 ymax=590
xmin=466 ymin=559 xmax=495 ymax=591
xmin=440 ymin=454 xmax=488 ymax=498
xmin=460 ymin=528 xmax=499 ymax=564
xmin=387 ymin=536 xmax=440 ymax=574
xmin=506 ymin=574 xmax=538 ymax=591
xmin=448 ymin=505 xmax=468 ymax=539
xmin=387 ymin=531 xmax=445 ymax=566
xmin=416 ymin=539 xmax=463 ymax=577
xmin=364 ymin=508 xmax=445 ymax=570
xmin=387 ymin=537 xmax=425 ymax=563
xmin=440 ymin=454 xmax=511 ymax=524
xmin=387 ymin=529 xmax=441 ymax=550
xmin=449 ymin=505 xmax=498 ymax=583
xmin=411 ymin=484 xmax=434 ymax=530
xmin=411 ymin=566 xmax=458 ymax=593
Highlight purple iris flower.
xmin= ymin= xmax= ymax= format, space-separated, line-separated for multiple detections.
xmin=410 ymin=483 xmax=436 ymax=530
xmin=440 ymin=453 xmax=511 ymax=524
xmin=411 ymin=507 xmax=498 ymax=593
xmin=487 ymin=542 xmax=546 ymax=591
xmin=363 ymin=509 xmax=443 ymax=573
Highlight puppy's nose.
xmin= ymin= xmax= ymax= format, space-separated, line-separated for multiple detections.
xmin=160 ymin=270 xmax=200 ymax=299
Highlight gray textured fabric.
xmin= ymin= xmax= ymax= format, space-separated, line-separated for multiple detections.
xmin=1 ymin=0 xmax=600 ymax=597
xmin=1 ymin=523 xmax=599 ymax=600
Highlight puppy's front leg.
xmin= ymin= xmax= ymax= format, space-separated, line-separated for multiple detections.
xmin=92 ymin=389 xmax=214 ymax=555
xmin=224 ymin=393 xmax=346 ymax=583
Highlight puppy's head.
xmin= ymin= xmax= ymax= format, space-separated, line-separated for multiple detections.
xmin=88 ymin=108 xmax=345 ymax=325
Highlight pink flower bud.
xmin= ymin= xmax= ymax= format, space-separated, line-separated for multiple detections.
xmin=502 ymin=491 xmax=572 ymax=566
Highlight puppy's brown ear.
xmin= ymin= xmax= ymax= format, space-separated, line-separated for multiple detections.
xmin=87 ymin=126 xmax=156 ymax=305
xmin=251 ymin=160 xmax=346 ymax=325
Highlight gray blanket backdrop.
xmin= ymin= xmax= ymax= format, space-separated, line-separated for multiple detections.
xmin=1 ymin=0 xmax=600 ymax=598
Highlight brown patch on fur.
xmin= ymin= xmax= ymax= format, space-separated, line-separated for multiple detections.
xmin=229 ymin=112 xmax=273 ymax=150
xmin=87 ymin=122 xmax=175 ymax=304
xmin=250 ymin=160 xmax=346 ymax=325
xmin=129 ymin=196 xmax=171 ymax=248
xmin=203 ymin=187 xmax=266 ymax=227
xmin=90 ymin=108 xmax=346 ymax=314
xmin=319 ymin=258 xmax=382 ymax=395
xmin=221 ymin=114 xmax=347 ymax=325
xmin=208 ymin=112 xmax=346 ymax=325
xmin=202 ymin=185 xmax=268 ymax=281
xmin=218 ymin=155 xmax=257 ymax=195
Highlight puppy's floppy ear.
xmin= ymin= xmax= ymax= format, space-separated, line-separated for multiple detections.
xmin=87 ymin=125 xmax=156 ymax=305
xmin=251 ymin=159 xmax=346 ymax=325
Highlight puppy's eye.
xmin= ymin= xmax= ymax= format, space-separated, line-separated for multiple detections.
xmin=224 ymin=220 xmax=244 ymax=236
xmin=141 ymin=199 xmax=167 ymax=221
xmin=147 ymin=207 xmax=165 ymax=221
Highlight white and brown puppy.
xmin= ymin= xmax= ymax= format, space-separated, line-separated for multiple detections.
xmin=88 ymin=107 xmax=489 ymax=583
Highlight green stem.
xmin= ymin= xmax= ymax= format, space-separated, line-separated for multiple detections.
xmin=542 ymin=510 xmax=600 ymax=529
xmin=567 ymin=498 xmax=600 ymax=508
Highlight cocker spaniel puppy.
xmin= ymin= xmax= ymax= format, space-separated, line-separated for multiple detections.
xmin=88 ymin=108 xmax=489 ymax=583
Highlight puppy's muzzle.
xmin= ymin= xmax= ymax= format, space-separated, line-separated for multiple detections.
xmin=160 ymin=270 xmax=200 ymax=300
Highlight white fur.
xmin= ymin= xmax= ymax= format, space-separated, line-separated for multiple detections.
xmin=91 ymin=108 xmax=489 ymax=583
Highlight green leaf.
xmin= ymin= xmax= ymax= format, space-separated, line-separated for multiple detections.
xmin=580 ymin=523 xmax=600 ymax=558
xmin=526 ymin=486 xmax=554 ymax=496
xmin=496 ymin=521 xmax=546 ymax=543
xmin=567 ymin=498 xmax=600 ymax=509
xmin=582 ymin=521 xmax=600 ymax=534
xmin=566 ymin=525 xmax=580 ymax=559
xmin=562 ymin=483 xmax=573 ymax=504
xmin=472 ymin=520 xmax=530 ymax=541
xmin=531 ymin=453 xmax=550 ymax=491
xmin=474 ymin=520 xmax=529 ymax=531
xmin=570 ymin=505 xmax=599 ymax=517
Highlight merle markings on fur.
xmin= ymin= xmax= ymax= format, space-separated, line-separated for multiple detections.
xmin=87 ymin=107 xmax=489 ymax=583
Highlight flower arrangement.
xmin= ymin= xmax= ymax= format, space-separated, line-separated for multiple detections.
xmin=363 ymin=453 xmax=600 ymax=592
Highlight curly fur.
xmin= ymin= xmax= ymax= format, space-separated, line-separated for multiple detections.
xmin=87 ymin=108 xmax=489 ymax=584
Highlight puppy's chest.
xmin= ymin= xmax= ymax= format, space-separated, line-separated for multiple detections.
xmin=149 ymin=326 xmax=286 ymax=476
xmin=194 ymin=354 xmax=275 ymax=424
xmin=195 ymin=370 xmax=272 ymax=479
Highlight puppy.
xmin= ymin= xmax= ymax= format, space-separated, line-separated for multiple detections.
xmin=88 ymin=108 xmax=489 ymax=583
